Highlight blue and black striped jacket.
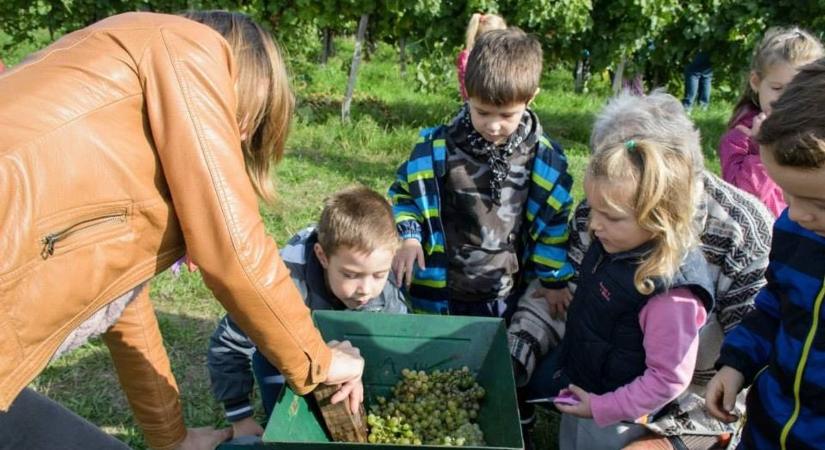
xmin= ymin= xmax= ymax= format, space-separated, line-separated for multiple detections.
xmin=717 ymin=211 xmax=825 ymax=450
xmin=388 ymin=125 xmax=574 ymax=312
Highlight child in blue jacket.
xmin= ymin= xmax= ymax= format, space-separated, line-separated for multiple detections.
xmin=707 ymin=58 xmax=825 ymax=450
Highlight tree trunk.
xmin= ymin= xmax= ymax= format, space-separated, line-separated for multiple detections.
xmin=399 ymin=36 xmax=407 ymax=77
xmin=612 ymin=57 xmax=626 ymax=95
xmin=321 ymin=28 xmax=334 ymax=65
xmin=342 ymin=14 xmax=369 ymax=122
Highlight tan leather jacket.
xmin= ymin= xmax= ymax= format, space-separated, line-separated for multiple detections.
xmin=0 ymin=12 xmax=331 ymax=449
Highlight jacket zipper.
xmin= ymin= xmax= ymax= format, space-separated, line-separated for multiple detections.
xmin=592 ymin=253 xmax=604 ymax=274
xmin=779 ymin=275 xmax=825 ymax=450
xmin=40 ymin=212 xmax=126 ymax=259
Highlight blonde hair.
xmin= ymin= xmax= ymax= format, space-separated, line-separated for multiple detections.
xmin=465 ymin=28 xmax=542 ymax=105
xmin=316 ymin=186 xmax=400 ymax=256
xmin=759 ymin=58 xmax=825 ymax=168
xmin=183 ymin=11 xmax=294 ymax=204
xmin=588 ymin=95 xmax=699 ymax=295
xmin=730 ymin=26 xmax=824 ymax=127
xmin=465 ymin=13 xmax=507 ymax=50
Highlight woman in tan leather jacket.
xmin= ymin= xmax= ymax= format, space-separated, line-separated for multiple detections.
xmin=0 ymin=11 xmax=364 ymax=450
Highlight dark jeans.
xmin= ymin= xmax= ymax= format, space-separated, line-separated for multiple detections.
xmin=410 ymin=285 xmax=524 ymax=323
xmin=251 ymin=350 xmax=285 ymax=420
xmin=0 ymin=388 xmax=131 ymax=450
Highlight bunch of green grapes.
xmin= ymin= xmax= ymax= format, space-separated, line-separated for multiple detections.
xmin=366 ymin=366 xmax=486 ymax=446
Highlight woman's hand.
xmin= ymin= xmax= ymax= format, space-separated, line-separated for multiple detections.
xmin=174 ymin=427 xmax=231 ymax=450
xmin=705 ymin=366 xmax=744 ymax=423
xmin=554 ymin=385 xmax=593 ymax=418
xmin=325 ymin=340 xmax=365 ymax=414
xmin=392 ymin=239 xmax=425 ymax=288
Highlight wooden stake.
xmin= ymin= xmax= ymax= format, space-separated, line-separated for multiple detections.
xmin=313 ymin=384 xmax=368 ymax=442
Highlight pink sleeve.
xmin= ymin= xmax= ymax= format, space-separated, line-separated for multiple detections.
xmin=719 ymin=126 xmax=786 ymax=217
xmin=456 ymin=49 xmax=469 ymax=101
xmin=589 ymin=287 xmax=707 ymax=427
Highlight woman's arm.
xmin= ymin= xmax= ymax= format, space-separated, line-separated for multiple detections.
xmin=103 ymin=287 xmax=187 ymax=450
xmin=139 ymin=22 xmax=331 ymax=394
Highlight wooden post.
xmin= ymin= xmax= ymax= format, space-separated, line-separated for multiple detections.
xmin=612 ymin=57 xmax=626 ymax=95
xmin=313 ymin=384 xmax=368 ymax=442
xmin=341 ymin=14 xmax=369 ymax=122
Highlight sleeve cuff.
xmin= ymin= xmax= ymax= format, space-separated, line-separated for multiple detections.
xmin=508 ymin=332 xmax=537 ymax=387
xmin=396 ymin=220 xmax=422 ymax=241
xmin=716 ymin=346 xmax=763 ymax=386
xmin=224 ymin=397 xmax=254 ymax=422
xmin=540 ymin=279 xmax=568 ymax=289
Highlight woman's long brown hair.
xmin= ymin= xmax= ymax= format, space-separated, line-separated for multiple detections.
xmin=184 ymin=11 xmax=294 ymax=204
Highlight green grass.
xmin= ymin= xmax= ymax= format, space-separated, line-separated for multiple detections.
xmin=31 ymin=39 xmax=734 ymax=449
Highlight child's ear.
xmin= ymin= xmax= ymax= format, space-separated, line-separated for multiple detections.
xmin=748 ymin=72 xmax=761 ymax=97
xmin=314 ymin=243 xmax=329 ymax=269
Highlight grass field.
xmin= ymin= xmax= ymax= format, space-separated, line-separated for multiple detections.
xmin=31 ymin=39 xmax=735 ymax=449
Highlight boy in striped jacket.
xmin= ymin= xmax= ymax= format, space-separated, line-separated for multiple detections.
xmin=706 ymin=59 xmax=825 ymax=450
xmin=389 ymin=27 xmax=573 ymax=318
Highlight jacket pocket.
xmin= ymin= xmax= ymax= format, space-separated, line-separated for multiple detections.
xmin=38 ymin=204 xmax=129 ymax=260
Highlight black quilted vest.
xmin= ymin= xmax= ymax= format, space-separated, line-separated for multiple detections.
xmin=559 ymin=240 xmax=714 ymax=395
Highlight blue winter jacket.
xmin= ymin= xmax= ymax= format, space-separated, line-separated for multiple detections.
xmin=717 ymin=211 xmax=825 ymax=450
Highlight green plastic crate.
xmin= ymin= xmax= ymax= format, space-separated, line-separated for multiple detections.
xmin=228 ymin=310 xmax=523 ymax=450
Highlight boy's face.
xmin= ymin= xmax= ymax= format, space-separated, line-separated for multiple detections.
xmin=762 ymin=145 xmax=825 ymax=236
xmin=314 ymin=243 xmax=394 ymax=309
xmin=467 ymin=97 xmax=529 ymax=145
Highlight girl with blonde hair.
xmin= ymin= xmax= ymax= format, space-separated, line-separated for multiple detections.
xmin=552 ymin=92 xmax=714 ymax=449
xmin=456 ymin=12 xmax=506 ymax=100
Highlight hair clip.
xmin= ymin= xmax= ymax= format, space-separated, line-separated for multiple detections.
xmin=625 ymin=139 xmax=637 ymax=151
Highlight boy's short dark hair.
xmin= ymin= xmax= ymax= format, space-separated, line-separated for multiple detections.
xmin=758 ymin=57 xmax=825 ymax=168
xmin=316 ymin=185 xmax=399 ymax=256
xmin=464 ymin=27 xmax=543 ymax=105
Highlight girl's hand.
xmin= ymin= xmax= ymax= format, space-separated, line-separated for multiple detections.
xmin=325 ymin=340 xmax=365 ymax=415
xmin=554 ymin=385 xmax=592 ymax=418
xmin=392 ymin=239 xmax=425 ymax=288
xmin=705 ymin=366 xmax=744 ymax=423
xmin=532 ymin=286 xmax=573 ymax=319
xmin=735 ymin=112 xmax=767 ymax=139
xmin=231 ymin=417 xmax=263 ymax=439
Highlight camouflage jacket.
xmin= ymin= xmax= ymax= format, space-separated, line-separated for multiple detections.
xmin=388 ymin=125 xmax=574 ymax=311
